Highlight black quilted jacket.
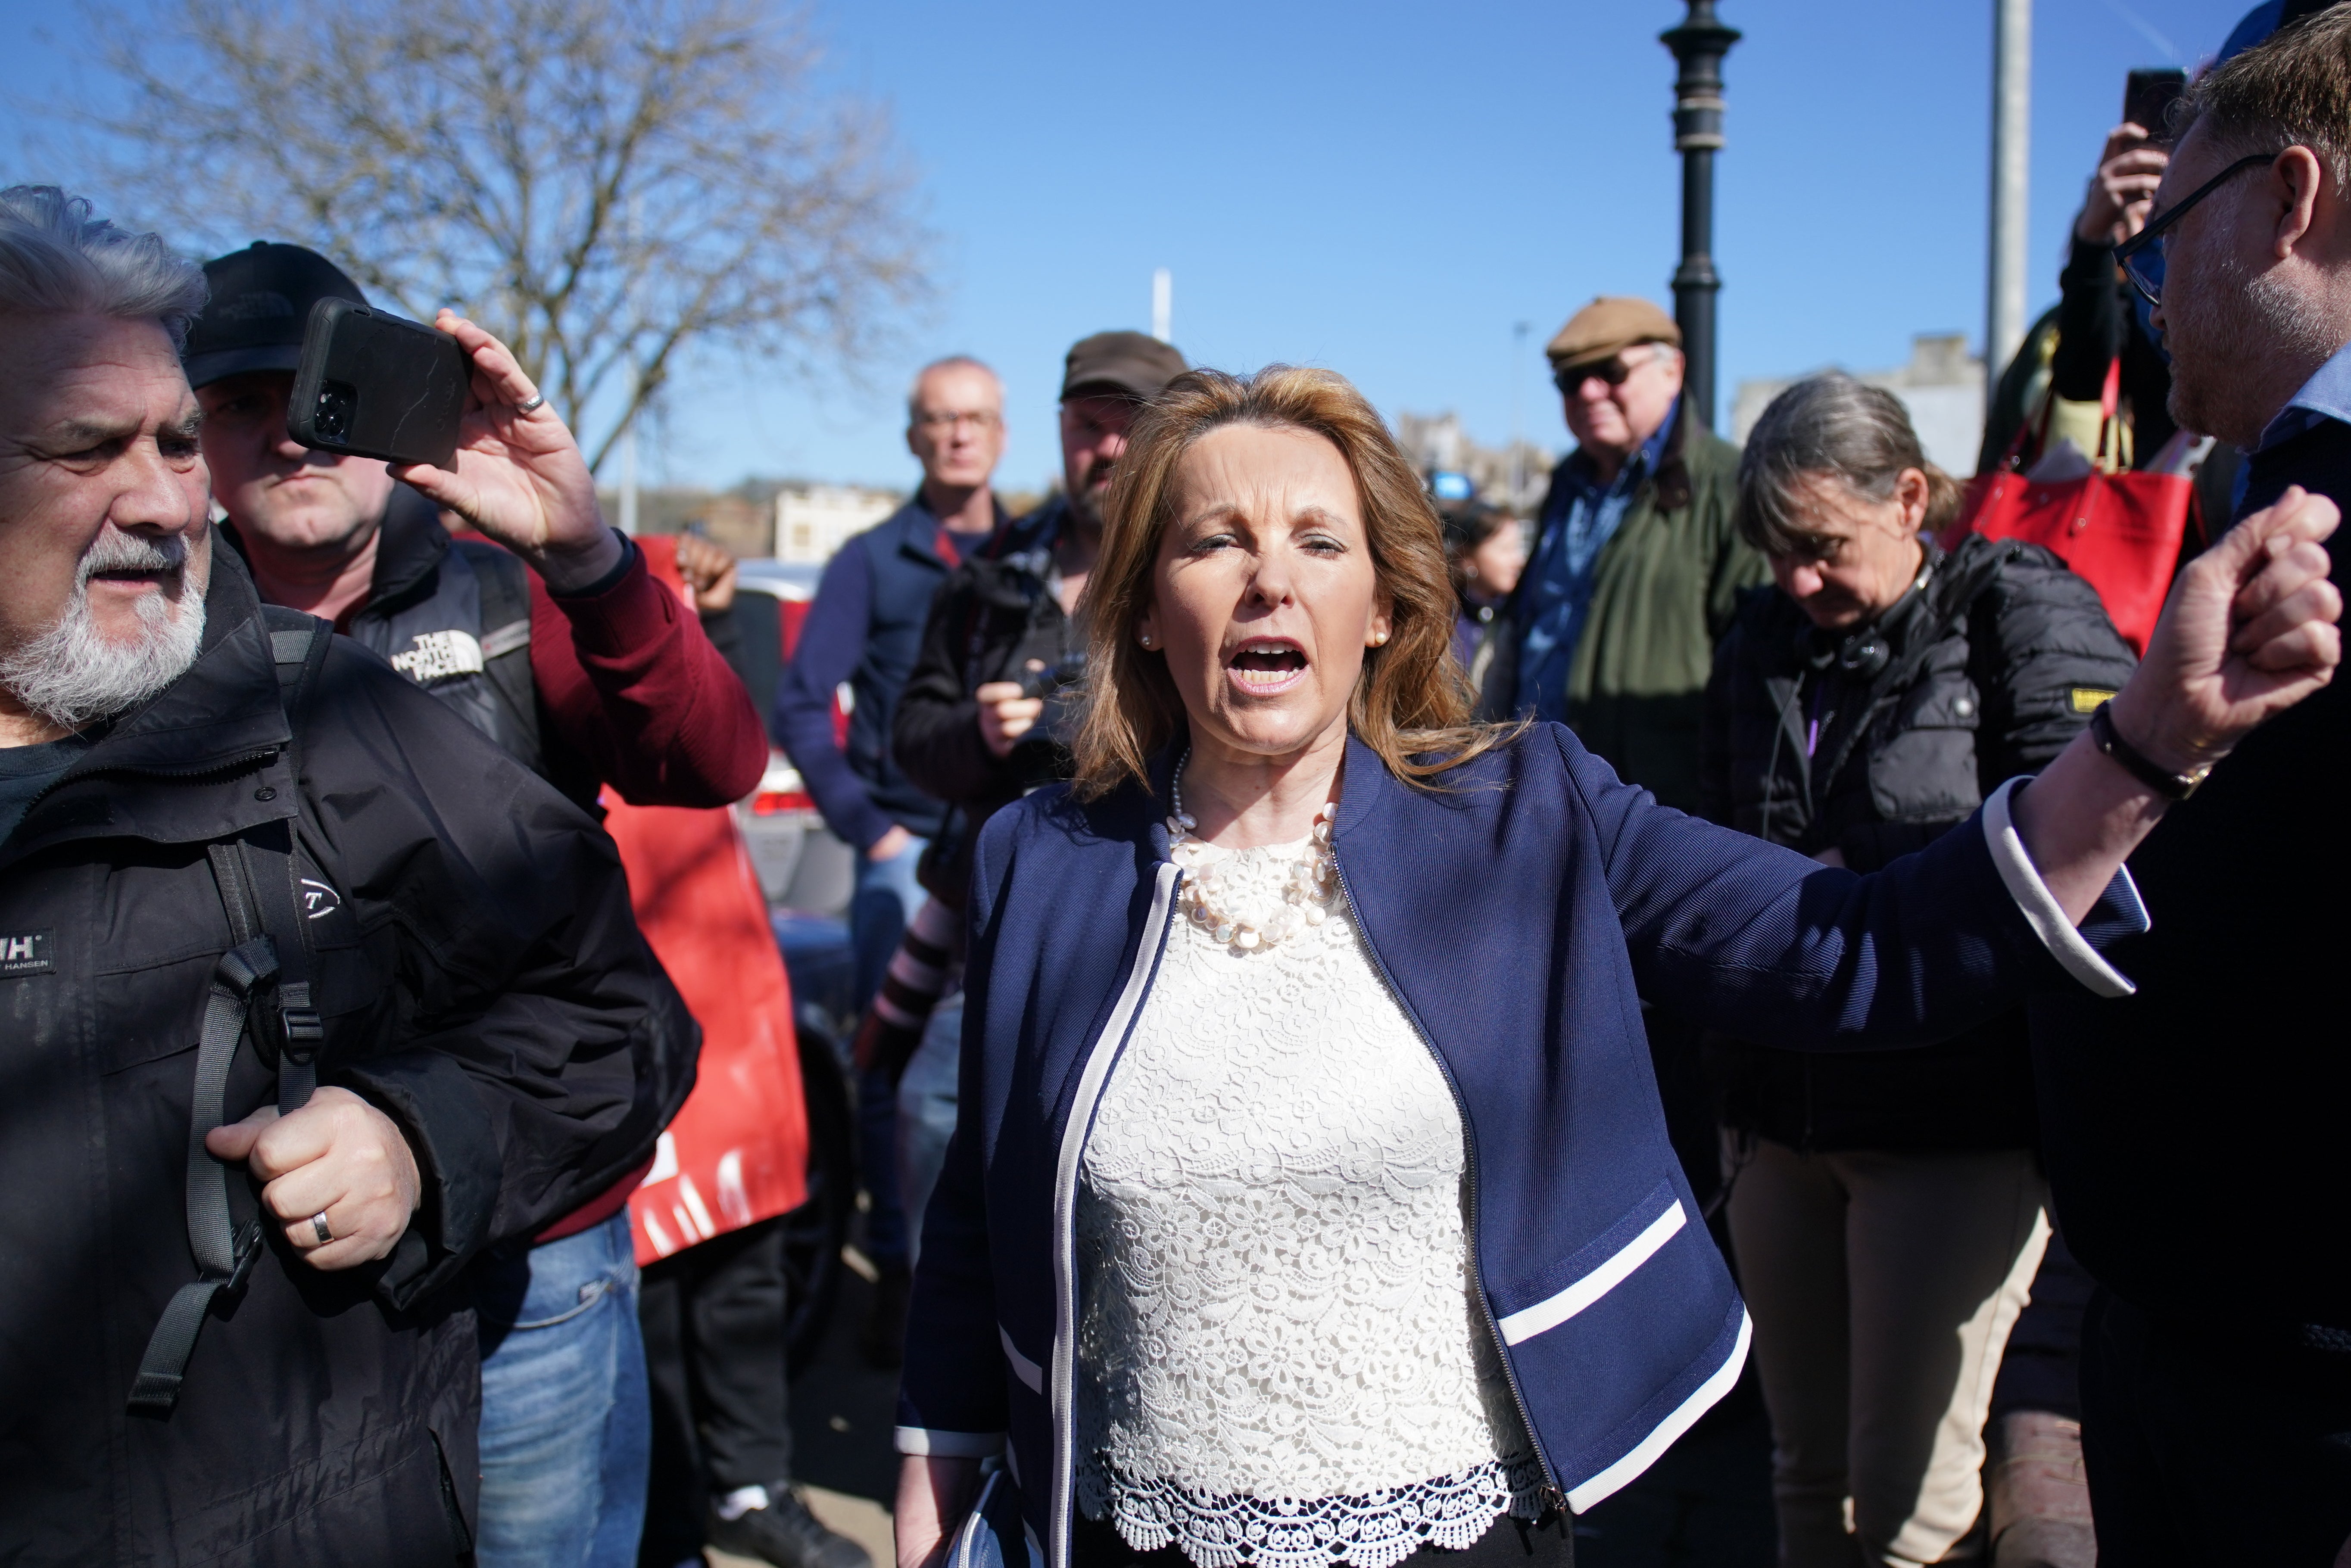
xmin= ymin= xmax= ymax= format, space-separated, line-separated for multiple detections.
xmin=1698 ymin=533 xmax=2137 ymax=1150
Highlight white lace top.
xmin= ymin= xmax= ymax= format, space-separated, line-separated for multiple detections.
xmin=1074 ymin=838 xmax=1540 ymax=1568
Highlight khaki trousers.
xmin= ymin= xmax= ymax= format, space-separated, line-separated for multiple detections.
xmin=1727 ymin=1141 xmax=2050 ymax=1568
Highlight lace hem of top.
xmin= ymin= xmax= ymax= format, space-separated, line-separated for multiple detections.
xmin=1077 ymin=1453 xmax=1549 ymax=1568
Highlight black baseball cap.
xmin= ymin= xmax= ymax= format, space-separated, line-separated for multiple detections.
xmin=181 ymin=241 xmax=368 ymax=389
xmin=1060 ymin=330 xmax=1187 ymax=403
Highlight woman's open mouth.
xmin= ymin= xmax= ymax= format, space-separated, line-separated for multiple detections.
xmin=1228 ymin=639 xmax=1309 ymax=695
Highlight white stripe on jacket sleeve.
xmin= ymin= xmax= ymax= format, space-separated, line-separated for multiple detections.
xmin=1497 ymin=1201 xmax=1687 ymax=1345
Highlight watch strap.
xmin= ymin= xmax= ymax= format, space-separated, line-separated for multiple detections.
xmin=2089 ymin=700 xmax=2209 ymax=800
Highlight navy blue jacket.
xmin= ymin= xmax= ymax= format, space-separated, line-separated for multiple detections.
xmin=898 ymin=724 xmax=2142 ymax=1562
xmin=774 ymin=498 xmax=1001 ymax=850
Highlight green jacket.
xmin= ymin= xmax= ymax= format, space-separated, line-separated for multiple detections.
xmin=1484 ymin=415 xmax=1768 ymax=815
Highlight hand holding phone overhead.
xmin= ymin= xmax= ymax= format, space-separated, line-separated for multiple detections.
xmin=290 ymin=302 xmax=624 ymax=594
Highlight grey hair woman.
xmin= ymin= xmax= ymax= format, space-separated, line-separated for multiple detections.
xmin=1700 ymin=371 xmax=2139 ymax=1568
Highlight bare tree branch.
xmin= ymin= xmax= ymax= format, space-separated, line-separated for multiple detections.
xmin=74 ymin=0 xmax=928 ymax=471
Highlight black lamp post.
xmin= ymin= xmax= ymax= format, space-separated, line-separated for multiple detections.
xmin=1661 ymin=0 xmax=1740 ymax=432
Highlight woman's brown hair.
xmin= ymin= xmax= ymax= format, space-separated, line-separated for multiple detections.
xmin=1071 ymin=364 xmax=1520 ymax=801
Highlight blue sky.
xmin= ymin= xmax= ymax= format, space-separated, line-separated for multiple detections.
xmin=2 ymin=0 xmax=2244 ymax=495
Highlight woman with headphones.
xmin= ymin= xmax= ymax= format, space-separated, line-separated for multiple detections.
xmin=1696 ymin=374 xmax=2137 ymax=1568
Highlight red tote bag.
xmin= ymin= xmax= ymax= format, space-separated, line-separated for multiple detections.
xmin=1944 ymin=361 xmax=2193 ymax=654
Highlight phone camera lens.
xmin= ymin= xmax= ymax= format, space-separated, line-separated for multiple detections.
xmin=315 ymin=383 xmax=356 ymax=442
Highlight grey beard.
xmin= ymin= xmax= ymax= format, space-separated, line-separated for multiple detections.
xmin=0 ymin=530 xmax=207 ymax=728
xmin=2170 ymin=247 xmax=2341 ymax=446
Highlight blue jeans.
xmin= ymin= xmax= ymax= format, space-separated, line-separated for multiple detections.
xmin=474 ymin=1209 xmax=650 ymax=1568
xmin=897 ymin=990 xmax=963 ymax=1272
xmin=850 ymin=833 xmax=927 ymax=1270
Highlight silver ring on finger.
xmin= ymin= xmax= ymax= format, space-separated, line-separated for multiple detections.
xmin=514 ymin=393 xmax=546 ymax=415
xmin=310 ymin=1211 xmax=332 ymax=1247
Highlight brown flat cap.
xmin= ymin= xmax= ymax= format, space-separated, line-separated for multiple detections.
xmin=1062 ymin=330 xmax=1188 ymax=402
xmin=1544 ymin=297 xmax=1681 ymax=371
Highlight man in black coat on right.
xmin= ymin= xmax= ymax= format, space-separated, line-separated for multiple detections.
xmin=2042 ymin=16 xmax=2351 ymax=1562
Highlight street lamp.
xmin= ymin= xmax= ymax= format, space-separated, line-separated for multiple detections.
xmin=1661 ymin=0 xmax=1740 ymax=432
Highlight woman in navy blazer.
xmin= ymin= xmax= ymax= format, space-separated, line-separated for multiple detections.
xmin=890 ymin=367 xmax=2341 ymax=1568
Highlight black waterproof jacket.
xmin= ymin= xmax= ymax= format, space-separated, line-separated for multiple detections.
xmin=0 ymin=550 xmax=694 ymax=1565
xmin=892 ymin=498 xmax=1081 ymax=905
xmin=1698 ymin=535 xmax=2136 ymax=1149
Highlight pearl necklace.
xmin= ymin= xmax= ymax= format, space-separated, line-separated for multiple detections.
xmin=1166 ymin=761 xmax=1339 ymax=951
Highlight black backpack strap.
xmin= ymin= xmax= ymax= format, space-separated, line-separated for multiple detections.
xmin=128 ymin=613 xmax=331 ymax=1415
xmin=126 ymin=924 xmax=278 ymax=1414
xmin=254 ymin=612 xmax=331 ymax=1111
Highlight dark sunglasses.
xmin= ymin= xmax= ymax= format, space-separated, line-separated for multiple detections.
xmin=1553 ymin=345 xmax=1665 ymax=395
xmin=2113 ymin=152 xmax=2278 ymax=305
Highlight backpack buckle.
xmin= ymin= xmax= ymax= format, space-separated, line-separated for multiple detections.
xmin=223 ymin=1218 xmax=265 ymax=1299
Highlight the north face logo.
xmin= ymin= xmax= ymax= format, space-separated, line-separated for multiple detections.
xmin=390 ymin=629 xmax=485 ymax=683
xmin=299 ymin=878 xmax=342 ymax=920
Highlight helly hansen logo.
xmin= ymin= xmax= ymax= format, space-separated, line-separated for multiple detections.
xmin=1 ymin=931 xmax=55 ymax=976
xmin=390 ymin=629 xmax=486 ymax=683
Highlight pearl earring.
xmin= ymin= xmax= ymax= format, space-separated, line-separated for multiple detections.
xmin=1371 ymin=631 xmax=1389 ymax=646
xmin=1139 ymin=633 xmax=1154 ymax=648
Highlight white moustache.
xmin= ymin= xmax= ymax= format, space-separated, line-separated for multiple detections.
xmin=78 ymin=529 xmax=189 ymax=586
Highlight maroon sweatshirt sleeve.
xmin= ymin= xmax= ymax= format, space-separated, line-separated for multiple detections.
xmin=526 ymin=541 xmax=768 ymax=808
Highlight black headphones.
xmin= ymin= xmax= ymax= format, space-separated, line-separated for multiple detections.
xmin=1796 ymin=622 xmax=1891 ymax=680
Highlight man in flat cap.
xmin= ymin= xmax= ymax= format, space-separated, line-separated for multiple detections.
xmin=1486 ymin=296 xmax=1766 ymax=814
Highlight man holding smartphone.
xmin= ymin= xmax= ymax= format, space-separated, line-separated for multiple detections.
xmin=183 ymin=243 xmax=778 ymax=1568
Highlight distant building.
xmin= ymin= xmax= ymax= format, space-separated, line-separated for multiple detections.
xmin=773 ymin=484 xmax=903 ymax=563
xmin=1731 ymin=333 xmax=1986 ymax=477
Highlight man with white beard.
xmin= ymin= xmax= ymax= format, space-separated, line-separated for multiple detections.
xmin=0 ymin=185 xmax=692 ymax=1568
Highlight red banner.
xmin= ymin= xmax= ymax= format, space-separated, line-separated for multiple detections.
xmin=613 ymin=538 xmax=810 ymax=1266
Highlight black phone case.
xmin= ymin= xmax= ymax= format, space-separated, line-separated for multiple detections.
xmin=2123 ymin=69 xmax=2187 ymax=138
xmin=286 ymin=298 xmax=469 ymax=468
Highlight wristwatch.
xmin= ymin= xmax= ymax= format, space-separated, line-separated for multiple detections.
xmin=2089 ymin=701 xmax=2213 ymax=801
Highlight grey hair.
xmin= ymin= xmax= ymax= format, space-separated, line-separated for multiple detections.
xmin=905 ymin=354 xmax=1002 ymax=421
xmin=0 ymin=186 xmax=209 ymax=350
xmin=1734 ymin=373 xmax=1961 ymax=557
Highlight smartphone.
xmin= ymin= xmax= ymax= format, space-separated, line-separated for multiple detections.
xmin=2123 ymin=68 xmax=2188 ymax=140
xmin=286 ymin=298 xmax=469 ymax=468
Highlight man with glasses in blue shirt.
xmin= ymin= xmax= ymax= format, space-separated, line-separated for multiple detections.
xmin=2042 ymin=15 xmax=2351 ymax=1563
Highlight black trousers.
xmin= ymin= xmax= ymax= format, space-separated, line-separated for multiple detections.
xmin=2079 ymin=1287 xmax=2351 ymax=1566
xmin=638 ymin=1217 xmax=794 ymax=1564
xmin=1071 ymin=1508 xmax=1574 ymax=1568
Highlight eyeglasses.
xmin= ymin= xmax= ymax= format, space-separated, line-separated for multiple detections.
xmin=2113 ymin=152 xmax=2277 ymax=305
xmin=1553 ymin=344 xmax=1668 ymax=395
xmin=914 ymin=409 xmax=1000 ymax=433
